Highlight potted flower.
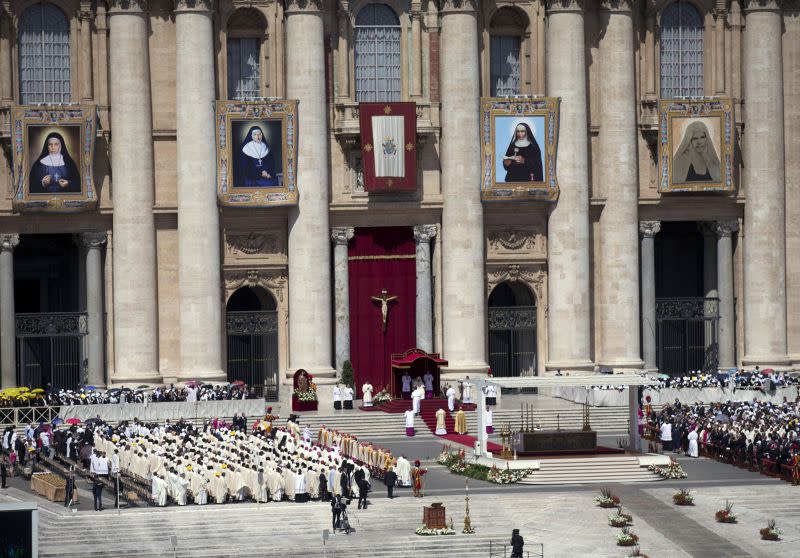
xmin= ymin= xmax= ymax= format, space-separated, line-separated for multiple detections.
xmin=715 ymin=500 xmax=737 ymax=523
xmin=616 ymin=526 xmax=639 ymax=547
xmin=672 ymin=489 xmax=694 ymax=506
xmin=648 ymin=458 xmax=688 ymax=479
xmin=759 ymin=519 xmax=781 ymax=541
xmin=594 ymin=486 xmax=621 ymax=508
xmin=609 ymin=506 xmax=633 ymax=527
xmin=626 ymin=546 xmax=650 ymax=558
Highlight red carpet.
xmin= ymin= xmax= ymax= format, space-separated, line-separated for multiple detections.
xmin=416 ymin=399 xmax=502 ymax=452
xmin=360 ymin=398 xmax=476 ymax=414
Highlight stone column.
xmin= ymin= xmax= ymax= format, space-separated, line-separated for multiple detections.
xmin=439 ymin=0 xmax=486 ymax=378
xmin=0 ymin=12 xmax=12 ymax=102
xmin=0 ymin=234 xmax=18 ymax=389
xmin=640 ymin=222 xmax=660 ymax=371
xmin=597 ymin=0 xmax=642 ymax=370
xmin=80 ymin=233 xmax=107 ymax=387
xmin=175 ymin=0 xmax=223 ymax=380
xmin=331 ymin=227 xmax=354 ymax=374
xmin=338 ymin=1 xmax=350 ymax=100
xmin=714 ymin=3 xmax=727 ymax=94
xmin=414 ymin=224 xmax=437 ymax=352
xmin=108 ymin=0 xmax=160 ymax=383
xmin=702 ymin=224 xmax=718 ymax=350
xmin=286 ymin=0 xmax=335 ymax=380
xmin=79 ymin=5 xmax=94 ymax=102
xmin=628 ymin=385 xmax=641 ymax=452
xmin=742 ymin=0 xmax=789 ymax=366
xmin=411 ymin=2 xmax=423 ymax=97
xmin=716 ymin=220 xmax=738 ymax=369
xmin=545 ymin=0 xmax=592 ymax=371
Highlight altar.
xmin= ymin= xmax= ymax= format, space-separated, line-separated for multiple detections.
xmin=390 ymin=348 xmax=447 ymax=397
xmin=515 ymin=430 xmax=598 ymax=453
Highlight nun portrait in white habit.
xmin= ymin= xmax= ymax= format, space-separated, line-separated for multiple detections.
xmin=237 ymin=126 xmax=278 ymax=187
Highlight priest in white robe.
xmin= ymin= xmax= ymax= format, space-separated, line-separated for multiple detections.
xmin=151 ymin=475 xmax=169 ymax=506
xmin=462 ymin=377 xmax=474 ymax=404
xmin=395 ymin=456 xmax=412 ymax=487
xmin=343 ymin=385 xmax=355 ymax=410
xmin=411 ymin=385 xmax=424 ymax=415
xmin=362 ymin=382 xmax=374 ymax=407
xmin=404 ymin=409 xmax=415 ymax=437
xmin=687 ymin=428 xmax=699 ymax=458
xmin=485 ymin=408 xmax=494 ymax=434
xmin=333 ymin=384 xmax=342 ymax=410
xmin=446 ymin=385 xmax=456 ymax=412
xmin=423 ymin=371 xmax=434 ymax=399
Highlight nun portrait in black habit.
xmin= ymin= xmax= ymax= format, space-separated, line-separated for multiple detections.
xmin=29 ymin=132 xmax=80 ymax=193
xmin=502 ymin=122 xmax=543 ymax=183
xmin=237 ymin=125 xmax=278 ymax=187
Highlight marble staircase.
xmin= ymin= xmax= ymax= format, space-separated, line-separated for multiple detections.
xmin=519 ymin=456 xmax=663 ymax=485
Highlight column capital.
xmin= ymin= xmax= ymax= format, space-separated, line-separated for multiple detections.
xmin=77 ymin=232 xmax=108 ymax=249
xmin=284 ymin=0 xmax=326 ymax=15
xmin=174 ymin=0 xmax=215 ymax=14
xmin=331 ymin=227 xmax=355 ymax=245
xmin=639 ymin=221 xmax=661 ymax=237
xmin=742 ymin=0 xmax=782 ymax=13
xmin=546 ymin=0 xmax=584 ymax=14
xmin=413 ymin=224 xmax=438 ymax=243
xmin=0 ymin=234 xmax=19 ymax=252
xmin=714 ymin=220 xmax=739 ymax=238
xmin=439 ymin=0 xmax=478 ymax=14
xmin=107 ymin=0 xmax=148 ymax=14
xmin=78 ymin=2 xmax=95 ymax=20
xmin=599 ymin=0 xmax=635 ymax=12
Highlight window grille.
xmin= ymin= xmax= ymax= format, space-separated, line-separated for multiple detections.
xmin=354 ymin=4 xmax=401 ymax=103
xmin=19 ymin=3 xmax=71 ymax=104
xmin=660 ymin=2 xmax=704 ymax=98
xmin=227 ymin=38 xmax=261 ymax=100
xmin=490 ymin=36 xmax=521 ymax=97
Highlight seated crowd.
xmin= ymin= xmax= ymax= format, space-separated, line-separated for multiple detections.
xmin=647 ymin=398 xmax=800 ymax=482
xmin=584 ymin=369 xmax=799 ymax=392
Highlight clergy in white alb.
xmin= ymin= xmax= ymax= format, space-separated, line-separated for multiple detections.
xmin=401 ymin=373 xmax=412 ymax=400
xmin=446 ymin=385 xmax=456 ymax=412
xmin=333 ymin=384 xmax=342 ymax=410
xmin=362 ymin=382 xmax=374 ymax=407
xmin=404 ymin=409 xmax=415 ymax=437
xmin=423 ymin=372 xmax=434 ymax=398
xmin=395 ymin=456 xmax=412 ymax=487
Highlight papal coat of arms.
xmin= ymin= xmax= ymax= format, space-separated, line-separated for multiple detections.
xmin=382 ymin=137 xmax=397 ymax=156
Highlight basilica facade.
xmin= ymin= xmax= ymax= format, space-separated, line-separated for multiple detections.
xmin=0 ymin=0 xmax=797 ymax=400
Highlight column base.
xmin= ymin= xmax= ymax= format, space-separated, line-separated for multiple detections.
xmin=106 ymin=373 xmax=165 ymax=387
xmin=284 ymin=367 xmax=337 ymax=381
xmin=791 ymin=354 xmax=800 ymax=367
xmin=440 ymin=363 xmax=489 ymax=383
xmin=175 ymin=369 xmax=227 ymax=383
xmin=596 ymin=359 xmax=645 ymax=373
xmin=545 ymin=360 xmax=595 ymax=373
xmin=741 ymin=355 xmax=792 ymax=368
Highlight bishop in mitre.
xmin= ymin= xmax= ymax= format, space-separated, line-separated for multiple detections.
xmin=454 ymin=406 xmax=468 ymax=435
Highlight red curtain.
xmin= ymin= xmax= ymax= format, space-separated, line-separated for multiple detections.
xmin=348 ymin=227 xmax=416 ymax=397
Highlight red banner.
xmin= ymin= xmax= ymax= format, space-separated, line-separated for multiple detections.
xmin=359 ymin=102 xmax=417 ymax=192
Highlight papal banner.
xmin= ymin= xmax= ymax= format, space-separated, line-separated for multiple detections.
xmin=358 ymin=102 xmax=417 ymax=192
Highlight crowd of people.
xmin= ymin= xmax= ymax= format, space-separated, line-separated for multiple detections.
xmin=575 ymin=369 xmax=799 ymax=392
xmin=648 ymin=397 xmax=800 ymax=483
xmin=0 ymin=383 xmax=258 ymax=408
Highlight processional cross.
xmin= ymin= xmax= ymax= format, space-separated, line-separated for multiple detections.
xmin=370 ymin=288 xmax=398 ymax=333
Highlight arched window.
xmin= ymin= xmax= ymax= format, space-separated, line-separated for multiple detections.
xmin=18 ymin=3 xmax=71 ymax=104
xmin=227 ymin=8 xmax=266 ymax=100
xmin=354 ymin=4 xmax=401 ymax=102
xmin=659 ymin=1 xmax=704 ymax=98
xmin=489 ymin=8 xmax=527 ymax=97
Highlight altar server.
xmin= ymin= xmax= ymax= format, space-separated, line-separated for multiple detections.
xmin=404 ymin=409 xmax=415 ymax=437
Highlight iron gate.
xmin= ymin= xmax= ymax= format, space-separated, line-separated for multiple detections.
xmin=488 ymin=306 xmax=537 ymax=378
xmin=226 ymin=311 xmax=279 ymax=400
xmin=656 ymin=297 xmax=719 ymax=374
xmin=16 ymin=312 xmax=88 ymax=389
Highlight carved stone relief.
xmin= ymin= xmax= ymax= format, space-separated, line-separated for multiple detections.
xmin=225 ymin=231 xmax=281 ymax=258
xmin=487 ymin=264 xmax=547 ymax=303
xmin=487 ymin=228 xmax=546 ymax=258
xmin=224 ymin=269 xmax=287 ymax=302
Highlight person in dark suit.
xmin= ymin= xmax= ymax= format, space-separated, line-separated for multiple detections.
xmin=356 ymin=476 xmax=370 ymax=510
xmin=384 ymin=466 xmax=398 ymax=499
xmin=511 ymin=529 xmax=524 ymax=558
xmin=92 ymin=474 xmax=104 ymax=511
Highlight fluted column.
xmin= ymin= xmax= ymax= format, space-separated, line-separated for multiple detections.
xmin=411 ymin=2 xmax=423 ymax=97
xmin=0 ymin=12 xmax=12 ymax=103
xmin=332 ymin=227 xmax=354 ymax=374
xmin=79 ymin=5 xmax=94 ymax=102
xmin=286 ymin=0 xmax=335 ymax=380
xmin=597 ymin=0 xmax=642 ymax=370
xmin=414 ymin=224 xmax=437 ymax=352
xmin=0 ymin=234 xmax=19 ymax=388
xmin=715 ymin=221 xmax=738 ymax=369
xmin=175 ymin=0 xmax=223 ymax=380
xmin=439 ymin=0 xmax=486 ymax=378
xmin=545 ymin=0 xmax=592 ymax=371
xmin=742 ymin=0 xmax=789 ymax=366
xmin=337 ymin=1 xmax=350 ymax=100
xmin=640 ymin=222 xmax=660 ymax=371
xmin=79 ymin=233 xmax=107 ymax=387
xmin=108 ymin=0 xmax=159 ymax=383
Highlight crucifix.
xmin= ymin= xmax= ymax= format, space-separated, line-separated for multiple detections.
xmin=370 ymin=288 xmax=398 ymax=333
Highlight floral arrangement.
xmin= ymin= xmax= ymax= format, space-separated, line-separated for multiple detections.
xmin=293 ymin=388 xmax=317 ymax=402
xmin=595 ymin=486 xmax=621 ymax=508
xmin=616 ymin=526 xmax=639 ymax=547
xmin=626 ymin=546 xmax=650 ymax=558
xmin=486 ymin=464 xmax=532 ymax=484
xmin=715 ymin=500 xmax=737 ymax=523
xmin=759 ymin=519 xmax=781 ymax=541
xmin=609 ymin=507 xmax=633 ymax=528
xmin=415 ymin=526 xmax=456 ymax=536
xmin=648 ymin=459 xmax=687 ymax=479
xmin=372 ymin=388 xmax=392 ymax=405
xmin=672 ymin=489 xmax=694 ymax=506
xmin=437 ymin=447 xmax=532 ymax=483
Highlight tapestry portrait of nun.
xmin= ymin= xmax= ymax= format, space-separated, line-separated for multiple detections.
xmin=28 ymin=131 xmax=80 ymax=194
xmin=235 ymin=125 xmax=279 ymax=187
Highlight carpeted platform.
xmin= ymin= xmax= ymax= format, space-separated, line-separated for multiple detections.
xmin=507 ymin=446 xmax=626 ymax=458
xmin=360 ymin=398 xmax=476 ymax=414
xmin=415 ymin=400 xmax=502 ymax=451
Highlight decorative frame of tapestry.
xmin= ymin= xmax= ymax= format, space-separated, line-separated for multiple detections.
xmin=11 ymin=104 xmax=98 ymax=213
xmin=658 ymin=98 xmax=734 ymax=194
xmin=216 ymin=100 xmax=298 ymax=207
xmin=480 ymin=97 xmax=560 ymax=202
